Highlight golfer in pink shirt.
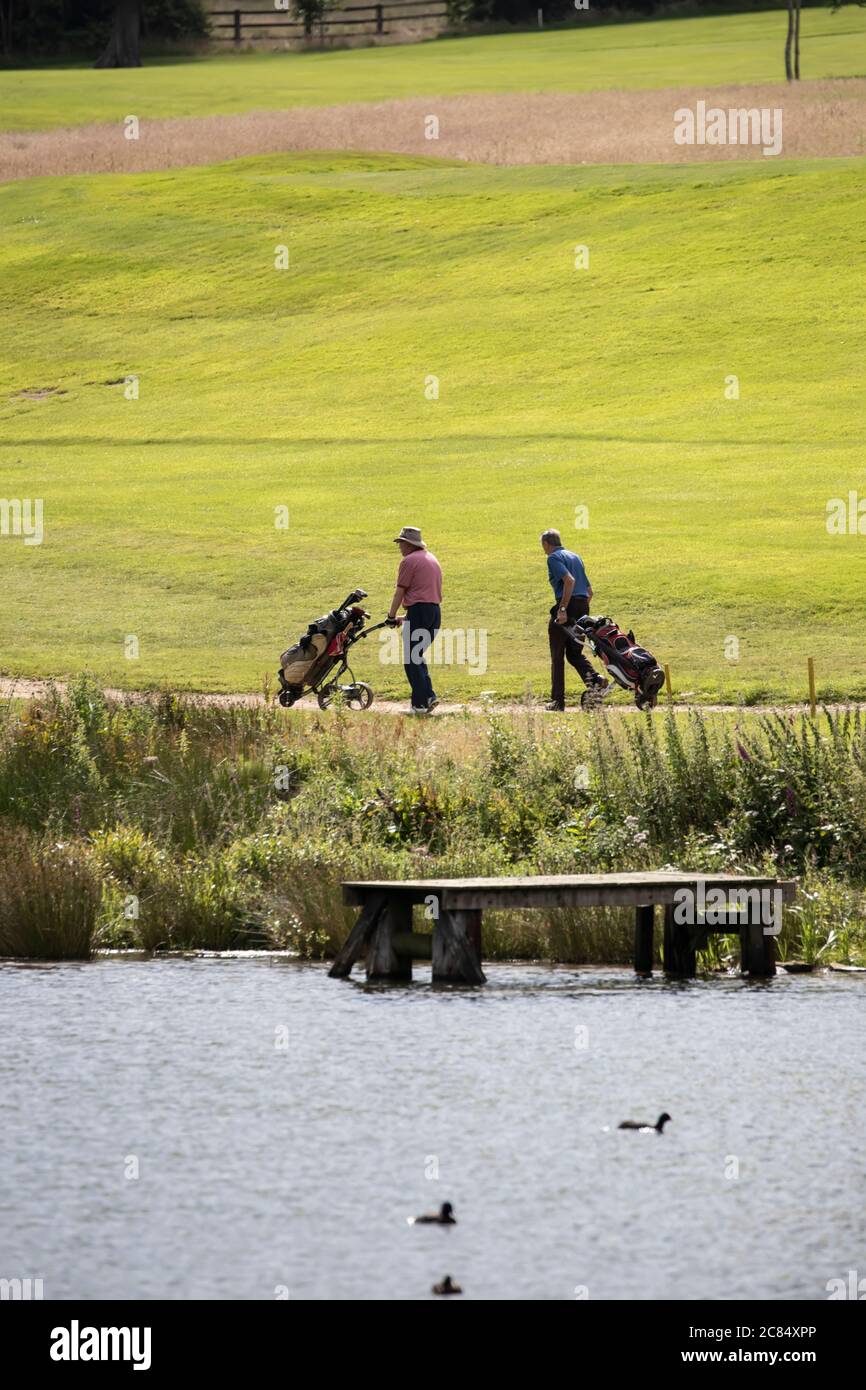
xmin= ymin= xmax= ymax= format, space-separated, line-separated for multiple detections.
xmin=386 ymin=526 xmax=443 ymax=714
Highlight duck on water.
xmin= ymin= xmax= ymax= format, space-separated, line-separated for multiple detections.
xmin=433 ymin=1275 xmax=462 ymax=1296
xmin=618 ymin=1113 xmax=672 ymax=1133
xmin=410 ymin=1201 xmax=456 ymax=1225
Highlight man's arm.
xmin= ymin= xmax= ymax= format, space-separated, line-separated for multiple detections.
xmin=387 ymin=585 xmax=407 ymax=622
xmin=556 ymin=571 xmax=575 ymax=624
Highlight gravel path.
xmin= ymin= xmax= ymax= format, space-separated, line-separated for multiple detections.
xmin=0 ymin=676 xmax=848 ymax=717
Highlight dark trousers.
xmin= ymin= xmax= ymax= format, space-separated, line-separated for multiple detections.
xmin=549 ymin=595 xmax=597 ymax=705
xmin=403 ymin=602 xmax=440 ymax=709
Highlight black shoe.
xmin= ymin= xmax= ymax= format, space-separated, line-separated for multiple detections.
xmin=545 ymin=701 xmax=566 ymax=712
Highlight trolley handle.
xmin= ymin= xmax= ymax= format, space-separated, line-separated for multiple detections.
xmin=354 ymin=619 xmax=394 ymax=640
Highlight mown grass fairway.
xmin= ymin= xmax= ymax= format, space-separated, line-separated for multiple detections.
xmin=2 ymin=8 xmax=866 ymax=133
xmin=1 ymin=152 xmax=864 ymax=700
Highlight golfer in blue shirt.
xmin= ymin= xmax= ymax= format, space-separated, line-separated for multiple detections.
xmin=541 ymin=528 xmax=607 ymax=710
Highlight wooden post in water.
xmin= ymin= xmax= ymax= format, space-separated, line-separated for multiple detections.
xmin=463 ymin=908 xmax=483 ymax=965
xmin=739 ymin=916 xmax=777 ymax=978
xmin=366 ymin=897 xmax=413 ymax=982
xmin=328 ymin=891 xmax=386 ymax=978
xmin=634 ymin=904 xmax=654 ymax=975
xmin=662 ymin=902 xmax=696 ymax=977
xmin=432 ymin=908 xmax=486 ymax=984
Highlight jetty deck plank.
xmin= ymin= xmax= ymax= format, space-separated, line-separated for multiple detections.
xmin=343 ymin=872 xmax=797 ymax=911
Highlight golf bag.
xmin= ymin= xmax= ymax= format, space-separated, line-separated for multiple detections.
xmin=569 ymin=615 xmax=666 ymax=710
xmin=277 ymin=589 xmax=389 ymax=710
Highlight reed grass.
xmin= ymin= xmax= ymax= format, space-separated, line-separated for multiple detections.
xmin=0 ymin=825 xmax=101 ymax=959
xmin=0 ymin=679 xmax=864 ymax=962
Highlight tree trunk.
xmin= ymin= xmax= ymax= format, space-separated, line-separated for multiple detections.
xmin=95 ymin=0 xmax=142 ymax=68
xmin=0 ymin=0 xmax=13 ymax=57
xmin=794 ymin=0 xmax=801 ymax=81
xmin=785 ymin=0 xmax=794 ymax=82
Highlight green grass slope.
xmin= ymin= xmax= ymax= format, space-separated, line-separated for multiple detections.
xmin=2 ymin=8 xmax=866 ymax=132
xmin=1 ymin=152 xmax=864 ymax=700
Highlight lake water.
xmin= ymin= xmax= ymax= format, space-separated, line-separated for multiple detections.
xmin=1 ymin=958 xmax=863 ymax=1301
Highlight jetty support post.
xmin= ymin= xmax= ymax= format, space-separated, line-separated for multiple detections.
xmin=432 ymin=907 xmax=485 ymax=985
xmin=328 ymin=891 xmax=387 ymax=979
xmin=366 ymin=895 xmax=413 ymax=982
xmin=634 ymin=903 xmax=655 ymax=975
xmin=740 ymin=912 xmax=777 ymax=978
xmin=663 ymin=902 xmax=697 ymax=978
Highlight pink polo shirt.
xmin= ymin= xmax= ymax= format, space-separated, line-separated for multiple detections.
xmin=397 ymin=548 xmax=442 ymax=607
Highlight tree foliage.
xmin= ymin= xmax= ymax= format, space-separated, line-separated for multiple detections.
xmin=444 ymin=1 xmax=861 ymax=30
xmin=0 ymin=0 xmax=208 ymax=59
xmin=292 ymin=0 xmax=335 ymax=36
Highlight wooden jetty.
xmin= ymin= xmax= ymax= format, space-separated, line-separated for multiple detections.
xmin=329 ymin=872 xmax=797 ymax=985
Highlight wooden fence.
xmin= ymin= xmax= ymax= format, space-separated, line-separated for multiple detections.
xmin=210 ymin=1 xmax=450 ymax=44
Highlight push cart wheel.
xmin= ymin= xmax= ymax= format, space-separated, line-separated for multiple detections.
xmin=345 ymin=682 xmax=374 ymax=711
xmin=317 ymin=683 xmax=338 ymax=710
xmin=278 ymin=689 xmax=298 ymax=708
xmin=581 ymin=687 xmax=604 ymax=710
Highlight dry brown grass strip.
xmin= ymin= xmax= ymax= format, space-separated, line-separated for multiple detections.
xmin=2 ymin=80 xmax=864 ymax=181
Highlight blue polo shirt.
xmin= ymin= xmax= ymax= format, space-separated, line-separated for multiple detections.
xmin=547 ymin=547 xmax=590 ymax=603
